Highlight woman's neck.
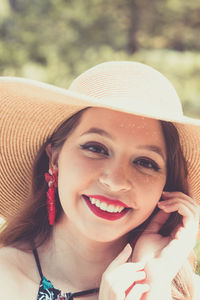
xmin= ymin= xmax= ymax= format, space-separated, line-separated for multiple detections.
xmin=38 ymin=217 xmax=129 ymax=292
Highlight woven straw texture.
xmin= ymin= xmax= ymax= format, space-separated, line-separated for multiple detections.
xmin=0 ymin=81 xmax=85 ymax=217
xmin=0 ymin=61 xmax=200 ymax=218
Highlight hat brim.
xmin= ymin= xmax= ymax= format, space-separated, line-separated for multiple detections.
xmin=1 ymin=77 xmax=200 ymax=218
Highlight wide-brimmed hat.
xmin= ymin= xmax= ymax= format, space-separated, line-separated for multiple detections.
xmin=1 ymin=61 xmax=200 ymax=218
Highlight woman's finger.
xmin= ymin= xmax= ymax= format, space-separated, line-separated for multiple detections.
xmin=99 ymin=244 xmax=147 ymax=300
xmin=126 ymin=283 xmax=150 ymax=300
xmin=159 ymin=201 xmax=199 ymax=233
xmin=155 ymin=195 xmax=199 ymax=276
xmin=107 ymin=269 xmax=147 ymax=299
xmin=162 ymin=191 xmax=195 ymax=200
xmin=162 ymin=191 xmax=200 ymax=215
xmin=159 ymin=197 xmax=199 ymax=220
xmin=159 ymin=202 xmax=198 ymax=250
xmin=106 ymin=244 xmax=143 ymax=272
xmin=159 ymin=202 xmax=192 ymax=220
xmin=104 ymin=263 xmax=147 ymax=292
xmin=159 ymin=192 xmax=200 ymax=229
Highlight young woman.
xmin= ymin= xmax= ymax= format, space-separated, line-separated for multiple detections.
xmin=0 ymin=61 xmax=200 ymax=300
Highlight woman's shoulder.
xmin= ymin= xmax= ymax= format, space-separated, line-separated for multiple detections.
xmin=0 ymin=247 xmax=25 ymax=298
xmin=0 ymin=245 xmax=30 ymax=267
xmin=0 ymin=246 xmax=39 ymax=299
xmin=0 ymin=246 xmax=22 ymax=271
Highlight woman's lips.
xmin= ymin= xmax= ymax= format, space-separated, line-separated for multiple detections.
xmin=82 ymin=194 xmax=130 ymax=221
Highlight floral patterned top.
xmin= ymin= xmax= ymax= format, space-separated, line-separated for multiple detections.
xmin=37 ymin=276 xmax=73 ymax=300
xmin=33 ymin=249 xmax=99 ymax=300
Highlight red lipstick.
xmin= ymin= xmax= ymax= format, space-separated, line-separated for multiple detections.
xmin=82 ymin=195 xmax=130 ymax=221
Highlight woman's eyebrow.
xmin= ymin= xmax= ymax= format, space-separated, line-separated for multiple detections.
xmin=81 ymin=127 xmax=113 ymax=139
xmin=137 ymin=145 xmax=166 ymax=161
xmin=81 ymin=129 xmax=165 ymax=160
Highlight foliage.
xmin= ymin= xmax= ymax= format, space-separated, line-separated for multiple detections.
xmin=0 ymin=0 xmax=200 ymax=117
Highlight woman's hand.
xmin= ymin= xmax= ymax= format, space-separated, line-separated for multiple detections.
xmin=132 ymin=191 xmax=200 ymax=300
xmin=99 ymin=244 xmax=150 ymax=300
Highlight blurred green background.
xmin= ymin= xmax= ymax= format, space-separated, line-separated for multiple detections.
xmin=0 ymin=0 xmax=200 ymax=273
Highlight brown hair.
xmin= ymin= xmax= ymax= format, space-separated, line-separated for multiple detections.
xmin=130 ymin=121 xmax=195 ymax=299
xmin=161 ymin=121 xmax=196 ymax=299
xmin=0 ymin=108 xmax=88 ymax=248
xmin=0 ymin=110 xmax=197 ymax=299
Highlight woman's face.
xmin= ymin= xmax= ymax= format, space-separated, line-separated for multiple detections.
xmin=56 ymin=108 xmax=167 ymax=242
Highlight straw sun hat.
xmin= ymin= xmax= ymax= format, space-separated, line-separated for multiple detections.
xmin=1 ymin=61 xmax=200 ymax=219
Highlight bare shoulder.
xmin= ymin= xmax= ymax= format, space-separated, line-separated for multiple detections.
xmin=0 ymin=247 xmax=25 ymax=298
xmin=0 ymin=246 xmax=39 ymax=299
xmin=0 ymin=245 xmax=29 ymax=268
xmin=0 ymin=246 xmax=23 ymax=274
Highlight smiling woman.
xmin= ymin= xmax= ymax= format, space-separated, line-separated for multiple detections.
xmin=51 ymin=108 xmax=167 ymax=241
xmin=0 ymin=61 xmax=200 ymax=300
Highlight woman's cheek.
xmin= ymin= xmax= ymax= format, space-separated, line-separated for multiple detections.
xmin=136 ymin=172 xmax=165 ymax=195
xmin=58 ymin=151 xmax=104 ymax=188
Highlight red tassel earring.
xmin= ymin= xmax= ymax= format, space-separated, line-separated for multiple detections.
xmin=45 ymin=168 xmax=58 ymax=225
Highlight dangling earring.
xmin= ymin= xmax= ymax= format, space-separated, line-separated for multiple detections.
xmin=45 ymin=168 xmax=58 ymax=225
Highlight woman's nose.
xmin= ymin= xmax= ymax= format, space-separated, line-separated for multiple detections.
xmin=98 ymin=163 xmax=132 ymax=193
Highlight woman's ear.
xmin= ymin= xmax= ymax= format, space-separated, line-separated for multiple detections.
xmin=46 ymin=144 xmax=59 ymax=169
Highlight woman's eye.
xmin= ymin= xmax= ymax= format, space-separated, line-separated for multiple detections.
xmin=80 ymin=142 xmax=109 ymax=156
xmin=134 ymin=157 xmax=160 ymax=171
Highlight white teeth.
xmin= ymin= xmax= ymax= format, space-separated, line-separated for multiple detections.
xmin=116 ymin=206 xmax=124 ymax=213
xmin=95 ymin=200 xmax=100 ymax=207
xmin=89 ymin=197 xmax=125 ymax=213
xmin=91 ymin=198 xmax=96 ymax=204
xmin=107 ymin=204 xmax=115 ymax=213
xmin=100 ymin=202 xmax=107 ymax=211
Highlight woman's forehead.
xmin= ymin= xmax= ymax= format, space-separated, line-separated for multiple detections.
xmin=73 ymin=107 xmax=166 ymax=148
xmin=79 ymin=107 xmax=162 ymax=132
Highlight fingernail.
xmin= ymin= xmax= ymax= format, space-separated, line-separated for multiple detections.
xmin=158 ymin=201 xmax=166 ymax=206
xmin=162 ymin=191 xmax=171 ymax=198
xmin=124 ymin=243 xmax=132 ymax=252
